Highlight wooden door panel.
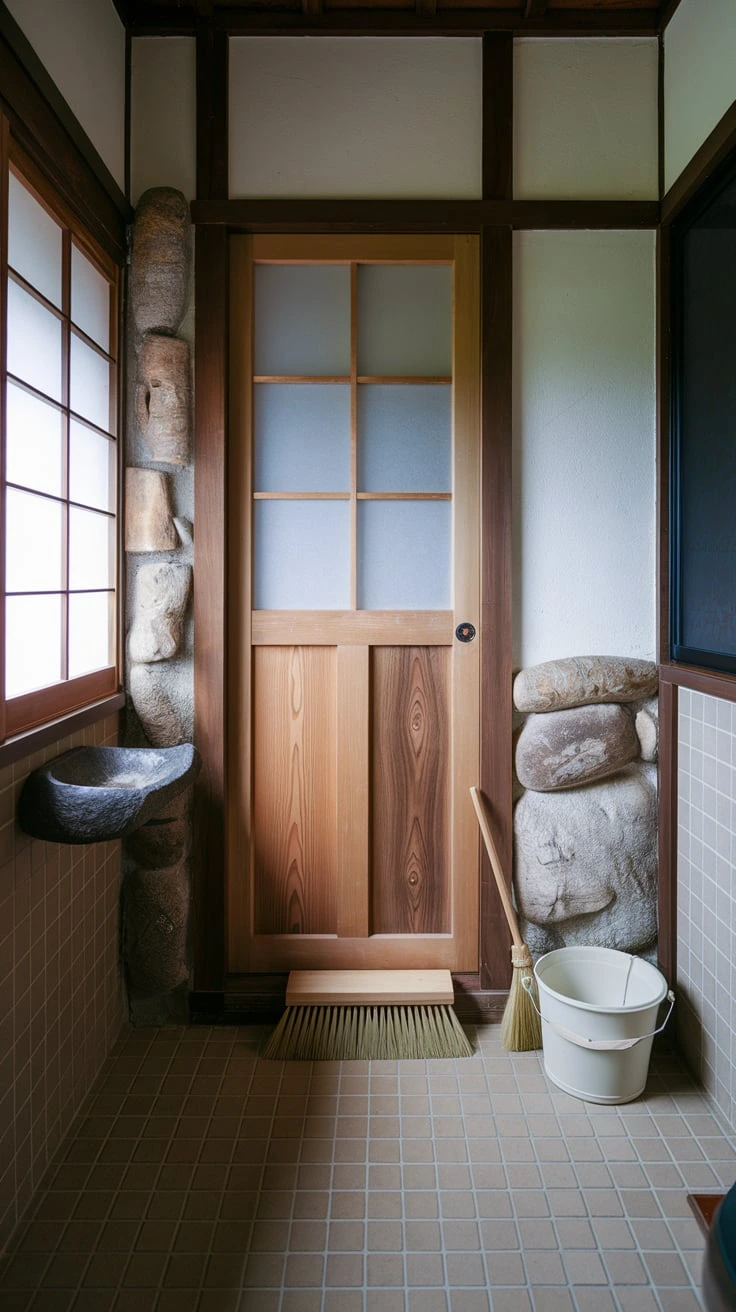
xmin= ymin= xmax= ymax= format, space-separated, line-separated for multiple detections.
xmin=253 ymin=646 xmax=337 ymax=935
xmin=371 ymin=647 xmax=450 ymax=935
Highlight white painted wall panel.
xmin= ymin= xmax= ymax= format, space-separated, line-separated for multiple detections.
xmin=229 ymin=37 xmax=482 ymax=198
xmin=131 ymin=38 xmax=197 ymax=204
xmin=664 ymin=0 xmax=736 ymax=193
xmin=5 ymin=0 xmax=125 ymax=191
xmin=514 ymin=39 xmax=659 ymax=200
xmin=513 ymin=231 xmax=656 ymax=670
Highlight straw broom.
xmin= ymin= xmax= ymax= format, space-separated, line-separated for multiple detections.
xmin=470 ymin=786 xmax=542 ymax=1052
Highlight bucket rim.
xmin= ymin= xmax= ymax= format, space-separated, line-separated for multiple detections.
xmin=534 ymin=947 xmax=669 ymax=1015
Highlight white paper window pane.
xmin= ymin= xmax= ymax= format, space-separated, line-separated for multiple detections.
xmin=5 ymin=594 xmax=62 ymax=698
xmin=254 ymin=384 xmax=351 ymax=492
xmin=7 ymin=280 xmax=62 ymax=401
xmin=358 ymin=501 xmax=450 ymax=609
xmin=5 ymin=489 xmax=63 ymax=593
xmin=70 ymin=422 xmax=116 ymax=512
xmin=358 ymin=384 xmax=452 ymax=493
xmin=357 ymin=265 xmax=452 ymax=376
xmin=254 ymin=500 xmax=350 ymax=608
xmin=254 ymin=265 xmax=350 ymax=376
xmin=6 ymin=383 xmax=63 ymax=497
xmin=8 ymin=174 xmax=62 ymax=308
xmin=70 ymin=334 xmax=111 ymax=432
xmin=72 ymin=245 xmax=110 ymax=351
xmin=69 ymin=592 xmax=113 ymax=678
xmin=69 ymin=507 xmax=114 ymax=590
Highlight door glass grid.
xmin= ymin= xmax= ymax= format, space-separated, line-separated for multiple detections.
xmin=252 ymin=261 xmax=453 ymax=610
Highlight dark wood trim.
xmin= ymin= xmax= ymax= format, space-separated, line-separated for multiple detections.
xmin=482 ymin=34 xmax=513 ymax=202
xmin=192 ymin=224 xmax=229 ymax=993
xmin=661 ymin=101 xmax=736 ymax=226
xmin=192 ymin=199 xmax=660 ymax=231
xmin=123 ymin=6 xmax=659 ymax=38
xmin=657 ymin=33 xmax=664 ymax=202
xmin=0 ymin=6 xmax=131 ymax=260
xmin=656 ymin=225 xmax=670 ymax=664
xmin=124 ymin=25 xmax=131 ymax=204
xmin=196 ymin=19 xmax=228 ymax=200
xmin=657 ymin=677 xmax=677 ymax=987
xmin=658 ymin=0 xmax=686 ymax=33
xmin=0 ymin=113 xmax=7 ymax=748
xmin=659 ymin=664 xmax=736 ymax=705
xmin=480 ymin=225 xmax=513 ymax=990
xmin=0 ymin=691 xmax=125 ymax=769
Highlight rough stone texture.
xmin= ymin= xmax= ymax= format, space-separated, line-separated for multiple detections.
xmin=174 ymin=516 xmax=193 ymax=546
xmin=129 ymin=659 xmax=194 ymax=747
xmin=634 ymin=696 xmax=659 ymax=763
xmin=130 ymin=188 xmax=191 ymax=336
xmin=515 ymin=703 xmax=639 ymax=792
xmin=514 ymin=764 xmax=658 ymax=954
xmin=513 ymin=656 xmax=658 ymax=714
xmin=125 ymin=468 xmax=178 ymax=552
xmin=136 ymin=334 xmax=191 ymax=465
xmin=124 ymin=863 xmax=189 ymax=995
xmin=128 ymin=562 xmax=192 ymax=664
xmin=126 ymin=788 xmax=192 ymax=870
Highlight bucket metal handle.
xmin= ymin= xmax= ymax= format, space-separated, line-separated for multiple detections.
xmin=521 ymin=977 xmax=676 ymax=1052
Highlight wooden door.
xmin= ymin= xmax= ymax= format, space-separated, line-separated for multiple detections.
xmin=228 ymin=235 xmax=480 ymax=975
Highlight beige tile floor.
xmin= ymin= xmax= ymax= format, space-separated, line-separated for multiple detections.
xmin=0 ymin=1022 xmax=733 ymax=1312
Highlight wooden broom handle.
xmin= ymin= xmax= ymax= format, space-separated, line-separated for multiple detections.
xmin=470 ymin=786 xmax=524 ymax=950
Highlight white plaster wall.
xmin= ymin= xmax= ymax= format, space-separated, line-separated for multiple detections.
xmin=5 ymin=0 xmax=126 ymax=192
xmin=514 ymin=39 xmax=659 ymax=200
xmin=513 ymin=230 xmax=656 ymax=670
xmin=665 ymin=0 xmax=736 ymax=194
xmin=131 ymin=38 xmax=197 ymax=205
xmin=229 ymin=37 xmax=482 ymax=198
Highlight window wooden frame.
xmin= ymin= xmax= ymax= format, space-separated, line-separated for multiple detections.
xmin=0 ymin=132 xmax=122 ymax=744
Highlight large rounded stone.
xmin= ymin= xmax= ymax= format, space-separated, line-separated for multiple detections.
xmin=130 ymin=188 xmax=191 ymax=336
xmin=128 ymin=562 xmax=192 ymax=664
xmin=125 ymin=468 xmax=178 ymax=553
xmin=513 ymin=656 xmax=658 ymax=714
xmin=515 ymin=703 xmax=639 ymax=791
xmin=513 ymin=765 xmax=658 ymax=953
xmin=136 ymin=334 xmax=191 ymax=465
xmin=634 ymin=696 xmax=659 ymax=763
xmin=124 ymin=863 xmax=189 ymax=995
xmin=129 ymin=660 xmax=193 ymax=747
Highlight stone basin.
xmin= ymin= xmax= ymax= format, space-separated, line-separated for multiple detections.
xmin=18 ymin=744 xmax=200 ymax=844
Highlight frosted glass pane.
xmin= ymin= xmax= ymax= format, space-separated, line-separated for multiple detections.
xmin=70 ymin=334 xmax=111 ymax=431
xmin=72 ymin=245 xmax=110 ymax=350
xmin=358 ymin=265 xmax=453 ymax=376
xmin=254 ymin=265 xmax=350 ymax=376
xmin=69 ymin=507 xmax=114 ymax=590
xmin=358 ymin=385 xmax=451 ymax=492
xmin=254 ymin=500 xmax=349 ymax=608
xmin=6 ymin=383 xmax=63 ymax=497
xmin=6 ymin=489 xmax=63 ymax=593
xmin=8 ymin=174 xmax=62 ymax=307
xmin=70 ymin=422 xmax=116 ymax=512
xmin=69 ymin=592 xmax=113 ymax=678
xmin=7 ymin=281 xmax=62 ymax=400
xmin=358 ymin=501 xmax=450 ymax=609
xmin=5 ymin=594 xmax=62 ymax=698
xmin=254 ymin=384 xmax=351 ymax=492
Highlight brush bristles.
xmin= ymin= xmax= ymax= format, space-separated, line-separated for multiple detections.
xmin=500 ymin=967 xmax=543 ymax=1052
xmin=263 ymin=1004 xmax=474 ymax=1062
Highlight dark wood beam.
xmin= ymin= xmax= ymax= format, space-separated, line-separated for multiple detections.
xmin=482 ymin=34 xmax=513 ymax=201
xmin=661 ymin=101 xmax=736 ymax=225
xmin=658 ymin=0 xmax=685 ymax=32
xmin=524 ymin=0 xmax=548 ymax=17
xmin=196 ymin=16 xmax=228 ymax=200
xmin=657 ymin=678 xmax=678 ymax=987
xmin=191 ymin=198 xmax=661 ymax=231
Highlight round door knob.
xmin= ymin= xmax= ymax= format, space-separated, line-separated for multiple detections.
xmin=455 ymin=622 xmax=476 ymax=643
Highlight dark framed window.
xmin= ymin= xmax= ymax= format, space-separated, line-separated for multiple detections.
xmin=670 ymin=149 xmax=736 ymax=674
xmin=0 ymin=132 xmax=121 ymax=741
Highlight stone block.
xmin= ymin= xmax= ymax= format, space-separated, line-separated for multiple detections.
xmin=515 ymin=703 xmax=639 ymax=791
xmin=513 ymin=656 xmax=658 ymax=714
xmin=634 ymin=696 xmax=659 ymax=762
xmin=129 ymin=660 xmax=193 ymax=747
xmin=136 ymin=333 xmax=191 ymax=465
xmin=130 ymin=188 xmax=191 ymax=335
xmin=125 ymin=468 xmax=178 ymax=553
xmin=124 ymin=862 xmax=189 ymax=995
xmin=128 ymin=562 xmax=192 ymax=663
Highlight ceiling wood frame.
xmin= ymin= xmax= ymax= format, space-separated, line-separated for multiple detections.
xmin=191 ymin=198 xmax=660 ymax=230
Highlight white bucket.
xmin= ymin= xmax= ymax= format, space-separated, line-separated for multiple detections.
xmin=532 ymin=947 xmax=674 ymax=1105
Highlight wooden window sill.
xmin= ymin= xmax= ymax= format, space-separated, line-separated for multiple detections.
xmin=0 ymin=690 xmax=125 ymax=770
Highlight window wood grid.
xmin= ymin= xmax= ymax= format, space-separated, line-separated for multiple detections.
xmin=1 ymin=137 xmax=121 ymax=741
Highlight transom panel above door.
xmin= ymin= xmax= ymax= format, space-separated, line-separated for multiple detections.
xmin=228 ymin=234 xmax=480 ymax=976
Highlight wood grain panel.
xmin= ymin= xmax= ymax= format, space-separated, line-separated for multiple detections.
xmin=372 ymin=647 xmax=450 ymax=934
xmin=253 ymin=646 xmax=338 ymax=935
xmin=252 ymin=610 xmax=453 ymax=645
xmin=337 ymin=646 xmax=370 ymax=937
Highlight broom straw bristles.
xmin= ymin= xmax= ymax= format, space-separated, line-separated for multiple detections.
xmin=263 ymin=1003 xmax=474 ymax=1062
xmin=500 ymin=956 xmax=543 ymax=1053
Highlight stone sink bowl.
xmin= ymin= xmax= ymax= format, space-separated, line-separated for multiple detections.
xmin=18 ymin=744 xmax=200 ymax=844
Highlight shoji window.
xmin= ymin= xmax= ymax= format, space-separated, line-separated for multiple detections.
xmin=1 ymin=149 xmax=120 ymax=739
